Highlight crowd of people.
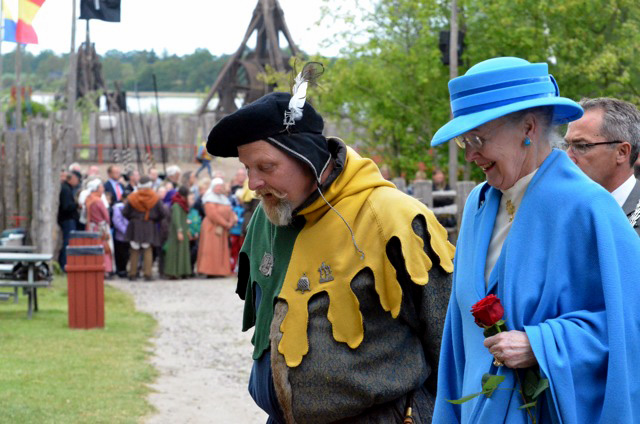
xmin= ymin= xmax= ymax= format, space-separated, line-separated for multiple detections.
xmin=57 ymin=162 xmax=256 ymax=281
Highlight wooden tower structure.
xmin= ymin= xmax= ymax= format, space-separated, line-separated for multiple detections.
xmin=197 ymin=0 xmax=301 ymax=115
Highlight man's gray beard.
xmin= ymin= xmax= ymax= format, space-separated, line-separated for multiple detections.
xmin=262 ymin=199 xmax=294 ymax=226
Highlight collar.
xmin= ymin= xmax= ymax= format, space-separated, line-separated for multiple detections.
xmin=500 ymin=168 xmax=539 ymax=210
xmin=292 ymin=137 xmax=347 ymax=215
xmin=611 ymin=174 xmax=636 ymax=207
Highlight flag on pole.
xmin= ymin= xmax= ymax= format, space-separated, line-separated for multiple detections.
xmin=15 ymin=0 xmax=45 ymax=44
xmin=80 ymin=0 xmax=120 ymax=22
xmin=2 ymin=0 xmax=18 ymax=42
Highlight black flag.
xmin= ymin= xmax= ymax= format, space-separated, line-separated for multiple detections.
xmin=80 ymin=0 xmax=121 ymax=22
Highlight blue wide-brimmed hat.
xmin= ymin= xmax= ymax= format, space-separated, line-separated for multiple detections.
xmin=431 ymin=57 xmax=583 ymax=146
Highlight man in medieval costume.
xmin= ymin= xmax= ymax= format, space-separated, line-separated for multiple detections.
xmin=207 ymin=78 xmax=455 ymax=423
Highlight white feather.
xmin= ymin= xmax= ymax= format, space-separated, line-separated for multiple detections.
xmin=288 ymin=71 xmax=308 ymax=121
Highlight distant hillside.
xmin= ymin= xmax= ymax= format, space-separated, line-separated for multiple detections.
xmin=0 ymin=48 xmax=230 ymax=94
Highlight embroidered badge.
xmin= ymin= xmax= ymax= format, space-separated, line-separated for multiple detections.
xmin=259 ymin=252 xmax=274 ymax=277
xmin=318 ymin=262 xmax=334 ymax=283
xmin=296 ymin=273 xmax=311 ymax=293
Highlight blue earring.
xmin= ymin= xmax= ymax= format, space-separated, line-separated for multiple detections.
xmin=524 ymin=137 xmax=531 ymax=146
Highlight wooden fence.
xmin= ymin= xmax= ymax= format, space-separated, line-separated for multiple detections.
xmin=0 ymin=108 xmax=476 ymax=256
xmin=73 ymin=111 xmax=219 ymax=167
xmin=0 ymin=114 xmax=75 ymax=254
xmin=393 ymin=178 xmax=476 ymax=243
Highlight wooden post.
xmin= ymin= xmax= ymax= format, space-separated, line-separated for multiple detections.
xmin=66 ymin=0 xmax=78 ymax=165
xmin=392 ymin=177 xmax=407 ymax=193
xmin=3 ymin=132 xmax=17 ymax=226
xmin=413 ymin=180 xmax=433 ymax=208
xmin=456 ymin=181 xmax=475 ymax=228
xmin=17 ymin=131 xmax=29 ymax=227
xmin=447 ymin=0 xmax=459 ymax=191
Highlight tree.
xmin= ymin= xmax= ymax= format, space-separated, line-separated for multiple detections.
xmin=314 ymin=0 xmax=452 ymax=178
xmin=312 ymin=0 xmax=640 ymax=181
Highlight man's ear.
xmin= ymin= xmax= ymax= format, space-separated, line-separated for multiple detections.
xmin=617 ymin=142 xmax=632 ymax=165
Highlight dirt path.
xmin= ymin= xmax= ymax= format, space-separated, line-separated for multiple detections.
xmin=110 ymin=277 xmax=267 ymax=424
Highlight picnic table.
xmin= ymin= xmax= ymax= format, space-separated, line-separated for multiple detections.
xmin=0 ymin=245 xmax=37 ymax=253
xmin=0 ymin=252 xmax=53 ymax=319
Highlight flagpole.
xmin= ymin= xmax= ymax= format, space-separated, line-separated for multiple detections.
xmin=15 ymin=42 xmax=21 ymax=130
xmin=67 ymin=0 xmax=78 ymax=142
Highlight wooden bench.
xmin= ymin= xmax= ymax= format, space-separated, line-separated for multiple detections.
xmin=0 ymin=245 xmax=37 ymax=253
xmin=0 ymin=252 xmax=53 ymax=318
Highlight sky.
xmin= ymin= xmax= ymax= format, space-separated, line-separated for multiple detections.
xmin=1 ymin=0 xmax=371 ymax=57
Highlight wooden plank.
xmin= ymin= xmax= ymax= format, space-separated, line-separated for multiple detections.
xmin=0 ymin=130 xmax=5 ymax=230
xmin=3 ymin=132 xmax=17 ymax=230
xmin=17 ymin=131 xmax=29 ymax=234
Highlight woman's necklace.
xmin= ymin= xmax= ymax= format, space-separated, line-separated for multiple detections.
xmin=259 ymin=224 xmax=275 ymax=277
xmin=506 ymin=199 xmax=516 ymax=222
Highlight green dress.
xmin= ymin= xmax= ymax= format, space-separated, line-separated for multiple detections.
xmin=164 ymin=203 xmax=192 ymax=277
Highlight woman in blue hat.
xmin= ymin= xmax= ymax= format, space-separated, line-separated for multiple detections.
xmin=432 ymin=57 xmax=640 ymax=423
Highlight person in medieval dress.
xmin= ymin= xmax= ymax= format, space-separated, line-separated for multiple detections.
xmin=196 ymin=178 xmax=236 ymax=277
xmin=163 ymin=186 xmax=192 ymax=279
xmin=85 ymin=178 xmax=114 ymax=276
xmin=206 ymin=72 xmax=454 ymax=422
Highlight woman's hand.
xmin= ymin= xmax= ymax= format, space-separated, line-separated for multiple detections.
xmin=177 ymin=230 xmax=184 ymax=242
xmin=484 ymin=330 xmax=538 ymax=368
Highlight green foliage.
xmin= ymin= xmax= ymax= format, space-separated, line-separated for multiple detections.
xmin=315 ymin=0 xmax=640 ymax=180
xmin=101 ymin=48 xmax=227 ymax=92
xmin=314 ymin=0 xmax=452 ymax=176
xmin=5 ymin=99 xmax=49 ymax=126
xmin=447 ymin=373 xmax=506 ymax=403
xmin=0 ymin=276 xmax=156 ymax=422
xmin=0 ymin=48 xmax=229 ymax=94
xmin=462 ymin=0 xmax=640 ymax=103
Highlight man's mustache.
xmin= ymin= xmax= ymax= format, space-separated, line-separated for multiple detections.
xmin=255 ymin=187 xmax=288 ymax=200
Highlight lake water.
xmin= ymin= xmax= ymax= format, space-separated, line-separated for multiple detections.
xmin=31 ymin=92 xmax=239 ymax=114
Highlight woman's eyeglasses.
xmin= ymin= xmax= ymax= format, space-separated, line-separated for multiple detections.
xmin=561 ymin=140 xmax=623 ymax=155
xmin=453 ymin=134 xmax=486 ymax=149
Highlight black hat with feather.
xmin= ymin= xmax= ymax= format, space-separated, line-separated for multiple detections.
xmin=207 ymin=62 xmax=329 ymax=181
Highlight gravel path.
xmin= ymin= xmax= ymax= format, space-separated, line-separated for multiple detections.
xmin=109 ymin=277 xmax=267 ymax=424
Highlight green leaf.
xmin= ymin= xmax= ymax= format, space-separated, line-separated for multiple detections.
xmin=523 ymin=369 xmax=538 ymax=398
xmin=482 ymin=374 xmax=506 ymax=398
xmin=482 ymin=374 xmax=506 ymax=391
xmin=519 ymin=401 xmax=538 ymax=409
xmin=446 ymin=391 xmax=484 ymax=404
xmin=532 ymin=378 xmax=550 ymax=400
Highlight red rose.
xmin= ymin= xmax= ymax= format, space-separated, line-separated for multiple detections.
xmin=471 ymin=294 xmax=504 ymax=328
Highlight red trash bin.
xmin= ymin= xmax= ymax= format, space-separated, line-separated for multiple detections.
xmin=69 ymin=231 xmax=102 ymax=246
xmin=66 ymin=245 xmax=105 ymax=329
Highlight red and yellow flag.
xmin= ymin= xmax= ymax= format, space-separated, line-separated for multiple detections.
xmin=16 ymin=0 xmax=45 ymax=44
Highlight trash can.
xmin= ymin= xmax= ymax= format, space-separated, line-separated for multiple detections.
xmin=65 ymin=245 xmax=105 ymax=329
xmin=69 ymin=231 xmax=102 ymax=247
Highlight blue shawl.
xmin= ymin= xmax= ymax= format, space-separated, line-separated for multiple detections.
xmin=434 ymin=150 xmax=640 ymax=423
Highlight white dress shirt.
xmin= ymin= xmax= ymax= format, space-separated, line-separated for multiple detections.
xmin=611 ymin=174 xmax=636 ymax=207
xmin=485 ymin=168 xmax=538 ymax=286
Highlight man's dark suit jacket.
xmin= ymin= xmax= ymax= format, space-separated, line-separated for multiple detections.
xmin=104 ymin=180 xmax=125 ymax=206
xmin=622 ymin=178 xmax=640 ymax=237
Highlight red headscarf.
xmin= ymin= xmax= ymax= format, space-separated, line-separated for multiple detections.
xmin=171 ymin=192 xmax=189 ymax=213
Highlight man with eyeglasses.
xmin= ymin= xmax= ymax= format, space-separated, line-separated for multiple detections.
xmin=564 ymin=97 xmax=640 ymax=236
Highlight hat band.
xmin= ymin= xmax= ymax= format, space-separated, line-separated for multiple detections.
xmin=452 ymin=92 xmax=555 ymax=118
xmin=451 ymin=76 xmax=551 ymax=100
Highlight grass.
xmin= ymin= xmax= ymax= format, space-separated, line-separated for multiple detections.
xmin=0 ymin=276 xmax=157 ymax=423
